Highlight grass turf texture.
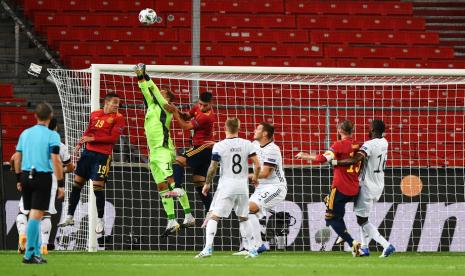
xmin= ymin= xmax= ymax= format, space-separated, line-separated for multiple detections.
xmin=1 ymin=251 xmax=464 ymax=276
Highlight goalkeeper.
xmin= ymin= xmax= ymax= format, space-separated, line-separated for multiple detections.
xmin=134 ymin=63 xmax=194 ymax=236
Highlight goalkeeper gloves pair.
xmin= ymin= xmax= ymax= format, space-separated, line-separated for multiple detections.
xmin=134 ymin=63 xmax=150 ymax=81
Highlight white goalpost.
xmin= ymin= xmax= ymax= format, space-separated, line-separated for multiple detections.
xmin=48 ymin=65 xmax=465 ymax=253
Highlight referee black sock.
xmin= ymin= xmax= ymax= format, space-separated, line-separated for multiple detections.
xmin=195 ymin=186 xmax=212 ymax=212
xmin=93 ymin=186 xmax=105 ymax=219
xmin=68 ymin=183 xmax=82 ymax=216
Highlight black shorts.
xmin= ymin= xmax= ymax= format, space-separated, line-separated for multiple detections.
xmin=21 ymin=172 xmax=52 ymax=211
xmin=182 ymin=145 xmax=212 ymax=177
xmin=75 ymin=149 xmax=112 ymax=182
xmin=325 ymin=187 xmax=358 ymax=220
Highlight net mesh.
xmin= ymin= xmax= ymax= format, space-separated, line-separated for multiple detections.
xmin=48 ymin=68 xmax=465 ymax=252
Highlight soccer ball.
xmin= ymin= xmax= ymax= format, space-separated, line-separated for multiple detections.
xmin=139 ymin=8 xmax=157 ymax=25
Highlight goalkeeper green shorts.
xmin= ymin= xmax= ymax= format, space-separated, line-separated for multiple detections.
xmin=149 ymin=147 xmax=176 ymax=184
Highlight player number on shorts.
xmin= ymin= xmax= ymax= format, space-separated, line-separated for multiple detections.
xmin=232 ymin=154 xmax=242 ymax=174
xmin=374 ymin=154 xmax=386 ymax=173
xmin=98 ymin=165 xmax=107 ymax=175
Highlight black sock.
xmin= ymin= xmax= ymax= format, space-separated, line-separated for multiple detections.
xmin=172 ymin=163 xmax=185 ymax=188
xmin=94 ymin=188 xmax=105 ymax=219
xmin=195 ymin=186 xmax=212 ymax=212
xmin=68 ymin=184 xmax=82 ymax=216
xmin=326 ymin=218 xmax=354 ymax=246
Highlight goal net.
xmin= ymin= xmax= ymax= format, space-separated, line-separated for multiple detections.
xmin=48 ymin=65 xmax=465 ymax=252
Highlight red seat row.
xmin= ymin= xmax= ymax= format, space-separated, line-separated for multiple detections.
xmin=33 ymin=12 xmax=191 ymax=33
xmin=23 ymin=0 xmax=191 ymax=17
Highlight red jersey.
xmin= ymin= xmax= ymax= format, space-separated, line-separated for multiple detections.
xmin=315 ymin=138 xmax=360 ymax=196
xmin=189 ymin=104 xmax=215 ymax=146
xmin=81 ymin=109 xmax=125 ymax=155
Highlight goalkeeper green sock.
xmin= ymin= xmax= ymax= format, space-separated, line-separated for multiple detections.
xmin=159 ymin=189 xmax=175 ymax=220
xmin=170 ymin=183 xmax=191 ymax=215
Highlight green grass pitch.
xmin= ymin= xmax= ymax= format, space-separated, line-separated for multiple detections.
xmin=1 ymin=251 xmax=465 ymax=276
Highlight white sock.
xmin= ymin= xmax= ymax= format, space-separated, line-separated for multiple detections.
xmin=363 ymin=222 xmax=390 ymax=248
xmin=248 ymin=214 xmax=262 ymax=248
xmin=360 ymin=225 xmax=370 ymax=248
xmin=205 ymin=219 xmax=218 ymax=248
xmin=41 ymin=216 xmax=52 ymax=246
xmin=16 ymin=213 xmax=28 ymax=236
xmin=240 ymin=220 xmax=256 ymax=251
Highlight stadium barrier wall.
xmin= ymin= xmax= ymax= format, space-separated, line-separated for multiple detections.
xmin=2 ymin=165 xmax=464 ymax=252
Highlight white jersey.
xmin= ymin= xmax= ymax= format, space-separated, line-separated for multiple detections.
xmin=212 ymin=137 xmax=256 ymax=195
xmin=253 ymin=140 xmax=287 ymax=187
xmin=59 ymin=142 xmax=71 ymax=164
xmin=359 ymin=137 xmax=388 ymax=197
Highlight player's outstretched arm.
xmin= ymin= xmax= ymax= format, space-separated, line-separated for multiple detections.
xmin=333 ymin=151 xmax=365 ymax=166
xmin=203 ymin=160 xmax=219 ymax=195
xmin=172 ymin=109 xmax=195 ymax=130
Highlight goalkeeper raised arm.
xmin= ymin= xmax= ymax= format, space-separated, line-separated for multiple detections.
xmin=134 ymin=63 xmax=194 ymax=236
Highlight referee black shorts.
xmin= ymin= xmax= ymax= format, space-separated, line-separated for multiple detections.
xmin=182 ymin=145 xmax=212 ymax=177
xmin=21 ymin=172 xmax=53 ymax=211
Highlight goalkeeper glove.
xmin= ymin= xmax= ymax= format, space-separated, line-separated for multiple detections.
xmin=134 ymin=63 xmax=150 ymax=81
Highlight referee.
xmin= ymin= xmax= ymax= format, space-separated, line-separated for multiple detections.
xmin=14 ymin=102 xmax=64 ymax=264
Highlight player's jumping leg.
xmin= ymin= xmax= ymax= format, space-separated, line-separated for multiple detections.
xmin=16 ymin=212 xmax=28 ymax=254
xmin=40 ymin=215 xmax=51 ymax=255
xmin=239 ymin=217 xmax=258 ymax=258
xmin=166 ymin=178 xmax=195 ymax=228
xmin=158 ymin=180 xmax=179 ymax=236
xmin=58 ymin=178 xmax=85 ymax=227
xmin=193 ymin=176 xmax=212 ymax=212
xmin=195 ymin=214 xmax=218 ymax=258
xmin=233 ymin=212 xmax=265 ymax=256
xmin=357 ymin=216 xmax=395 ymax=257
xmin=93 ymin=181 xmax=106 ymax=234
xmin=325 ymin=189 xmax=361 ymax=257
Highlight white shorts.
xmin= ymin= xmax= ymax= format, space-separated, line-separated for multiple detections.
xmin=210 ymin=190 xmax=249 ymax=218
xmin=354 ymin=185 xmax=381 ymax=218
xmin=19 ymin=174 xmax=58 ymax=215
xmin=249 ymin=184 xmax=287 ymax=218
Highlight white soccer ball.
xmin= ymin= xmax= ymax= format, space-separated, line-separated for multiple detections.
xmin=139 ymin=8 xmax=157 ymax=25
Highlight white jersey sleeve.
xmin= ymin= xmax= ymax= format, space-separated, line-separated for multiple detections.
xmin=359 ymin=138 xmax=388 ymax=197
xmin=215 ymin=138 xmax=254 ymax=195
xmin=59 ymin=142 xmax=71 ymax=164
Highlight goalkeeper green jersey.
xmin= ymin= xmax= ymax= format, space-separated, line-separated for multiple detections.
xmin=138 ymin=79 xmax=174 ymax=149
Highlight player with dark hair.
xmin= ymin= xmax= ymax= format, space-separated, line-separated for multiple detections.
xmin=58 ymin=93 xmax=125 ymax=235
xmin=169 ymin=91 xmax=216 ymax=216
xmin=133 ymin=63 xmax=194 ymax=236
xmin=296 ymin=120 xmax=362 ymax=256
xmin=15 ymin=102 xmax=64 ymax=264
xmin=234 ymin=122 xmax=287 ymax=255
xmin=332 ymin=119 xmax=395 ymax=257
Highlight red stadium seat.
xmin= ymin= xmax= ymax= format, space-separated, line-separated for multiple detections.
xmin=203 ymin=14 xmax=295 ymax=29
xmin=0 ymin=83 xmax=14 ymax=98
xmin=297 ymin=16 xmax=425 ymax=31
xmin=285 ymin=1 xmax=413 ymax=15
xmin=311 ymin=31 xmax=439 ymax=45
xmin=201 ymin=0 xmax=284 ymax=13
